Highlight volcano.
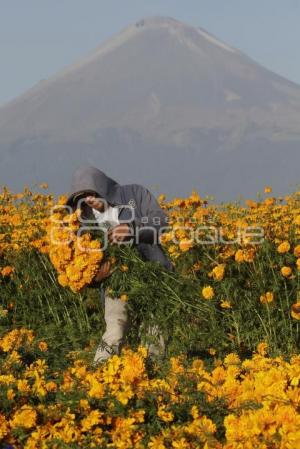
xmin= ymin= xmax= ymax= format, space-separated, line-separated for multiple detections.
xmin=0 ymin=16 xmax=299 ymax=200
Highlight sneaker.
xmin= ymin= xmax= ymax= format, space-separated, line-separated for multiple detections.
xmin=141 ymin=327 xmax=166 ymax=359
xmin=145 ymin=336 xmax=165 ymax=359
xmin=92 ymin=340 xmax=119 ymax=366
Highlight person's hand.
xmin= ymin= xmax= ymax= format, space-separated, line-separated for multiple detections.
xmin=108 ymin=224 xmax=131 ymax=244
xmin=93 ymin=261 xmax=112 ymax=282
xmin=84 ymin=196 xmax=104 ymax=211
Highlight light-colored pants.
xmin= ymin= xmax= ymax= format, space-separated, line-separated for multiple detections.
xmin=101 ymin=295 xmax=129 ymax=353
xmin=93 ymin=294 xmax=165 ymax=363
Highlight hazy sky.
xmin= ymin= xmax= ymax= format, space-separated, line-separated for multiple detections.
xmin=1 ymin=0 xmax=300 ymax=106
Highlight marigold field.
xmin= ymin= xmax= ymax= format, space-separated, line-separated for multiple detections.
xmin=0 ymin=184 xmax=300 ymax=448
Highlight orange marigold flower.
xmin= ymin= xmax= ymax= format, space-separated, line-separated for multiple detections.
xmin=264 ymin=197 xmax=275 ymax=206
xmin=281 ymin=266 xmax=292 ymax=277
xmin=10 ymin=405 xmax=37 ymax=429
xmin=291 ymin=302 xmax=300 ymax=320
xmin=257 ymin=342 xmax=268 ymax=356
xmin=49 ymin=208 xmax=103 ymax=292
xmin=260 ymin=291 xmax=274 ymax=304
xmin=210 ymin=264 xmax=225 ymax=281
xmin=38 ymin=341 xmax=48 ymax=352
xmin=277 ymin=241 xmax=290 ymax=254
xmin=220 ymin=299 xmax=232 ymax=309
xmin=179 ymin=238 xmax=193 ymax=252
xmin=1 ymin=266 xmax=14 ymax=277
xmin=294 ymin=245 xmax=300 ymax=258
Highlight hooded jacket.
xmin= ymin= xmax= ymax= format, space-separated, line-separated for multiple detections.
xmin=66 ymin=166 xmax=174 ymax=272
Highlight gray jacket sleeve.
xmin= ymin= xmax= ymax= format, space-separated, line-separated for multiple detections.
xmin=130 ymin=185 xmax=170 ymax=244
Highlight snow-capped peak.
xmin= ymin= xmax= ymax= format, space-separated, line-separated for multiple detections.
xmin=197 ymin=29 xmax=236 ymax=53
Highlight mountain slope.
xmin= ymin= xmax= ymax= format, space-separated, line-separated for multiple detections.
xmin=0 ymin=16 xmax=299 ymax=200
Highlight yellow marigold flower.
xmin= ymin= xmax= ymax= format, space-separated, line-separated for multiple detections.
xmin=17 ymin=379 xmax=31 ymax=393
xmin=5 ymin=350 xmax=21 ymax=366
xmin=260 ymin=291 xmax=274 ymax=304
xmin=189 ymin=191 xmax=202 ymax=204
xmin=291 ymin=302 xmax=300 ymax=320
xmin=79 ymin=399 xmax=90 ymax=410
xmin=132 ymin=409 xmax=145 ymax=423
xmin=10 ymin=405 xmax=37 ymax=429
xmin=191 ymin=405 xmax=200 ymax=419
xmin=172 ymin=438 xmax=190 ymax=448
xmin=160 ymin=231 xmax=173 ymax=244
xmin=277 ymin=241 xmax=291 ymax=254
xmin=158 ymin=194 xmax=166 ymax=203
xmin=281 ymin=266 xmax=292 ymax=277
xmin=157 ymin=405 xmax=174 ymax=422
xmin=220 ymin=299 xmax=232 ymax=309
xmin=49 ymin=208 xmax=103 ymax=292
xmin=264 ymin=185 xmax=272 ymax=193
xmin=120 ymin=351 xmax=145 ymax=384
xmin=168 ymin=245 xmax=178 ymax=255
xmin=234 ymin=249 xmax=244 ymax=263
xmin=81 ymin=410 xmax=102 ymax=432
xmin=210 ymin=264 xmax=225 ymax=281
xmin=57 ymin=194 xmax=68 ymax=205
xmin=224 ymin=353 xmax=240 ymax=366
xmin=115 ymin=385 xmax=134 ymax=405
xmin=202 ymin=286 xmax=215 ymax=300
xmin=170 ymin=356 xmax=185 ymax=374
xmin=257 ymin=342 xmax=268 ymax=356
xmin=38 ymin=341 xmax=48 ymax=352
xmin=148 ymin=436 xmax=167 ymax=448
xmin=87 ymin=378 xmax=104 ymax=399
xmin=120 ymin=294 xmax=129 ymax=302
xmin=0 ymin=328 xmax=34 ymax=352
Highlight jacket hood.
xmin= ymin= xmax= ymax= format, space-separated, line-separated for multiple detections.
xmin=66 ymin=166 xmax=120 ymax=208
